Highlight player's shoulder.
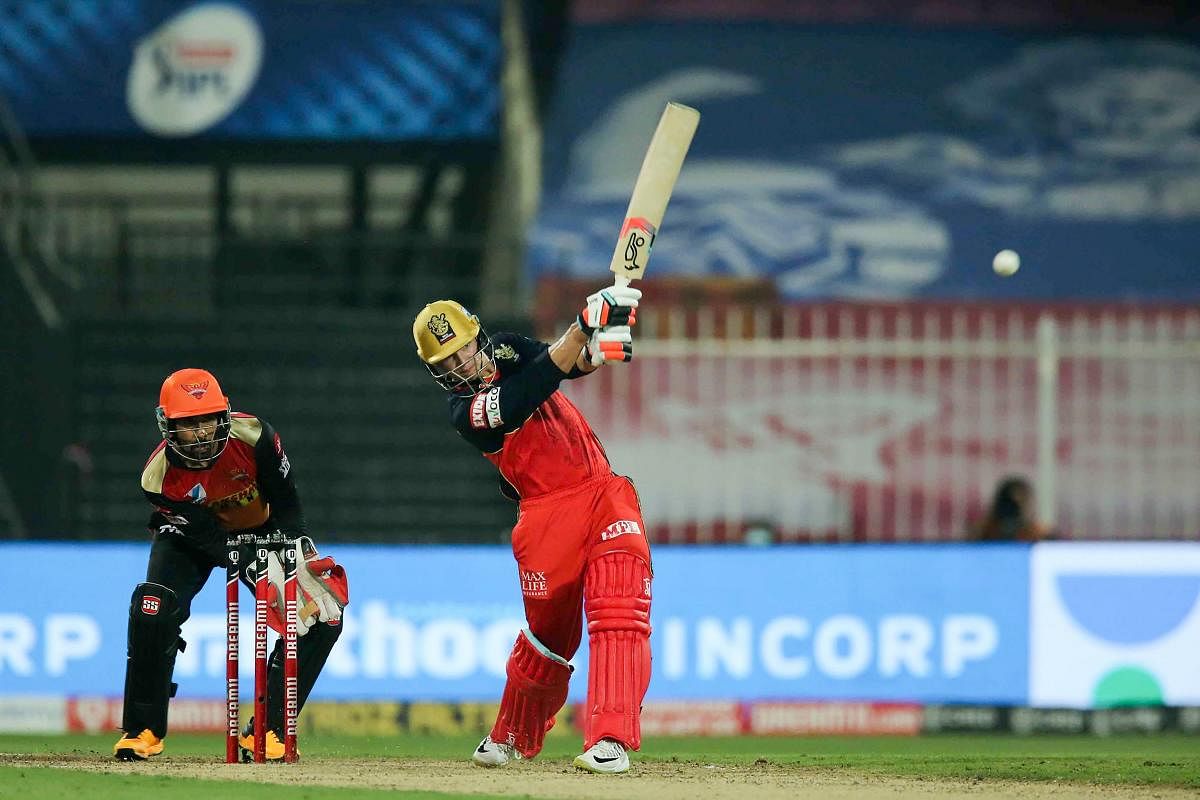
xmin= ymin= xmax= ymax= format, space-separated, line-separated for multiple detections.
xmin=229 ymin=411 xmax=265 ymax=446
xmin=141 ymin=442 xmax=169 ymax=493
xmin=490 ymin=331 xmax=545 ymax=369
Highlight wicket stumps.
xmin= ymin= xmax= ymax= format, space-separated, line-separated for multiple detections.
xmin=225 ymin=531 xmax=299 ymax=763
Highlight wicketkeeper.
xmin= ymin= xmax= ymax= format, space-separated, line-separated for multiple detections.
xmin=413 ymin=287 xmax=650 ymax=774
xmin=113 ymin=368 xmax=348 ymax=761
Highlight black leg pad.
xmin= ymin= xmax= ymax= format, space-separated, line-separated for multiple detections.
xmin=120 ymin=583 xmax=183 ymax=738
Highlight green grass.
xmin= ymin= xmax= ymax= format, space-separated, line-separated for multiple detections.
xmin=1 ymin=732 xmax=1197 ymax=797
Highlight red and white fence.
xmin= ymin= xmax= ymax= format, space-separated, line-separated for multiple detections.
xmin=562 ymin=303 xmax=1200 ymax=543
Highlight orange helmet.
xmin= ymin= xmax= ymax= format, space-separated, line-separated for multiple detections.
xmin=156 ymin=368 xmax=232 ymax=466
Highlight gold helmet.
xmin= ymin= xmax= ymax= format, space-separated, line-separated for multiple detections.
xmin=412 ymin=300 xmax=494 ymax=393
xmin=413 ymin=300 xmax=479 ymax=364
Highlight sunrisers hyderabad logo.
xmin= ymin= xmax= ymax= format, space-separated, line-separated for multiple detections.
xmin=181 ymin=380 xmax=209 ymax=399
xmin=427 ymin=313 xmax=456 ymax=345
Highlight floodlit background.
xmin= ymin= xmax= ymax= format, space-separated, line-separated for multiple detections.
xmin=1 ymin=0 xmax=1198 ymax=739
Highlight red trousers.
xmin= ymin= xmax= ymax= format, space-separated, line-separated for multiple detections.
xmin=512 ymin=473 xmax=651 ymax=658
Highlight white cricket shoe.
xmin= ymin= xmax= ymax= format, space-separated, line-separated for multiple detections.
xmin=573 ymin=738 xmax=629 ymax=774
xmin=472 ymin=735 xmax=521 ymax=767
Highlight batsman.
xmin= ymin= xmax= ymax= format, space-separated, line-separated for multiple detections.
xmin=113 ymin=368 xmax=348 ymax=761
xmin=413 ymin=289 xmax=649 ymax=774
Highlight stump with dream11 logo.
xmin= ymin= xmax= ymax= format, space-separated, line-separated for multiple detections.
xmin=226 ymin=531 xmax=300 ymax=763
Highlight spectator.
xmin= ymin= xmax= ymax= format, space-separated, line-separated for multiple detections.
xmin=972 ymin=475 xmax=1055 ymax=542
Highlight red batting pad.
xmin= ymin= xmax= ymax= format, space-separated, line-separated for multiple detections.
xmin=490 ymin=629 xmax=572 ymax=758
xmin=583 ymin=552 xmax=652 ymax=750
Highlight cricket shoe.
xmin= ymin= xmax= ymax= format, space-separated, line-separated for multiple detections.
xmin=238 ymin=721 xmax=287 ymax=761
xmin=472 ymin=735 xmax=522 ymax=767
xmin=573 ymin=738 xmax=629 ymax=774
xmin=113 ymin=729 xmax=164 ymax=761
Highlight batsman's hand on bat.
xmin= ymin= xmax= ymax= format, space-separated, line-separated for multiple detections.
xmin=577 ymin=284 xmax=641 ymax=336
xmin=585 ymin=325 xmax=633 ymax=365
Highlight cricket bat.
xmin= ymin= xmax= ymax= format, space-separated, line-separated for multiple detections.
xmin=608 ymin=101 xmax=700 ymax=288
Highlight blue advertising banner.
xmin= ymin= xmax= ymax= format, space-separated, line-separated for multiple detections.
xmin=529 ymin=25 xmax=1200 ymax=300
xmin=0 ymin=543 xmax=1028 ymax=704
xmin=0 ymin=1 xmax=498 ymax=140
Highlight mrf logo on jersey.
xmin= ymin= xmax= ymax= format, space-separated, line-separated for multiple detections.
xmin=427 ymin=313 xmax=456 ymax=345
xmin=601 ymin=520 xmax=643 ymax=541
xmin=180 ymin=380 xmax=209 ymax=399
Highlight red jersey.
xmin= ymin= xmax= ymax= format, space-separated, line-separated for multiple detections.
xmin=140 ymin=413 xmax=305 ymax=541
xmin=450 ymin=333 xmax=610 ymax=500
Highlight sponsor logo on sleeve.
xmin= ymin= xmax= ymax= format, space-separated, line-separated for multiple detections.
xmin=142 ymin=596 xmax=161 ymax=615
xmin=601 ymin=520 xmax=643 ymax=541
xmin=483 ymin=388 xmax=503 ymax=429
xmin=273 ymin=433 xmax=290 ymax=477
xmin=470 ymin=393 xmax=488 ymax=430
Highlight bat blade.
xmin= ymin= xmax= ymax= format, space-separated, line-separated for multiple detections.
xmin=608 ymin=102 xmax=699 ymax=285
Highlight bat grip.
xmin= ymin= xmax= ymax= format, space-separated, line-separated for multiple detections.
xmin=589 ymin=334 xmax=604 ymax=367
xmin=590 ymin=275 xmax=633 ymax=366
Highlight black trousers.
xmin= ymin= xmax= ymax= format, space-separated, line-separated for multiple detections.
xmin=123 ymin=529 xmax=341 ymax=737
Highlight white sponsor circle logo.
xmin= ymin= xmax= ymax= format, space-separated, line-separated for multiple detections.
xmin=1030 ymin=543 xmax=1200 ymax=708
xmin=127 ymin=3 xmax=263 ymax=137
xmin=1027 ymin=544 xmax=1200 ymax=705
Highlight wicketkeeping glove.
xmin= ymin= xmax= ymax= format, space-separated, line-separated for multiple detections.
xmin=577 ymin=285 xmax=641 ymax=336
xmin=585 ymin=325 xmax=634 ymax=364
xmin=263 ymin=536 xmax=349 ymax=636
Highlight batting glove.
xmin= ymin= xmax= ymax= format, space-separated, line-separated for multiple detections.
xmin=585 ymin=325 xmax=634 ymax=365
xmin=577 ymin=285 xmax=641 ymax=336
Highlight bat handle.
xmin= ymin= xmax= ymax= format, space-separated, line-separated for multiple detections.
xmin=591 ymin=275 xmax=634 ymax=366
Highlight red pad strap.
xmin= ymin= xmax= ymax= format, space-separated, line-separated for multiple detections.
xmin=490 ymin=629 xmax=572 ymax=758
xmin=583 ymin=553 xmax=652 ymax=751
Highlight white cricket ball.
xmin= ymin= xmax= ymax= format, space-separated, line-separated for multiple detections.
xmin=993 ymin=249 xmax=1020 ymax=277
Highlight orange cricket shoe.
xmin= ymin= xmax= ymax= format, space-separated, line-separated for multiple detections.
xmin=113 ymin=729 xmax=165 ymax=761
xmin=238 ymin=725 xmax=288 ymax=761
